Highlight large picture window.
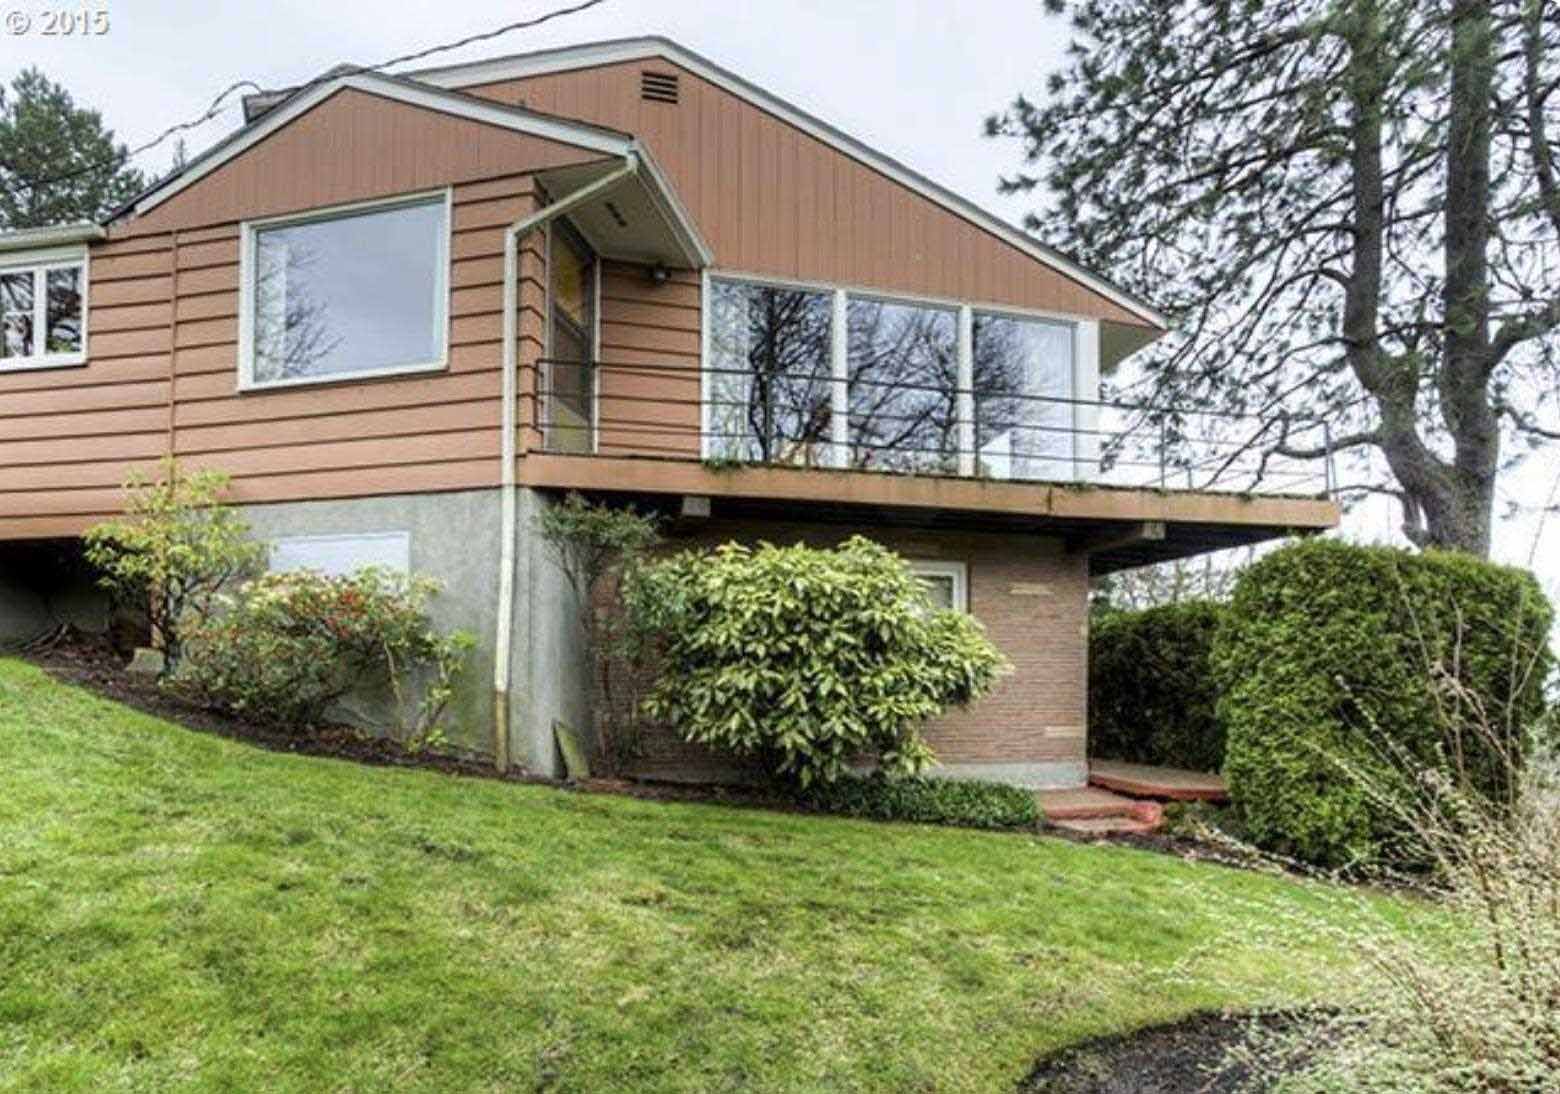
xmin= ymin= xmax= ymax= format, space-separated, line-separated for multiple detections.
xmin=706 ymin=277 xmax=832 ymax=463
xmin=0 ymin=252 xmax=86 ymax=370
xmin=242 ymin=192 xmax=449 ymax=389
xmin=703 ymin=275 xmax=1081 ymax=481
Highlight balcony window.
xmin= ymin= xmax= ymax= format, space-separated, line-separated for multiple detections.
xmin=700 ymin=276 xmax=1082 ymax=481
xmin=973 ymin=313 xmax=1075 ymax=482
xmin=706 ymin=277 xmax=832 ymax=464
xmin=847 ymin=297 xmax=958 ymax=473
xmin=547 ymin=221 xmax=597 ymax=454
xmin=241 ymin=192 xmax=449 ymax=389
xmin=0 ymin=253 xmax=86 ymax=370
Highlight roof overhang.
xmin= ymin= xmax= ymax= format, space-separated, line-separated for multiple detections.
xmin=113 ymin=71 xmax=640 ymax=223
xmin=538 ymin=147 xmax=711 ymax=269
xmin=0 ymin=222 xmax=105 ymax=253
xmin=409 ymin=36 xmax=1169 ymax=332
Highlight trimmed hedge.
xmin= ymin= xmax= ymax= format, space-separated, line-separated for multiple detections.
xmin=800 ymin=774 xmax=1039 ymax=830
xmin=1089 ymin=600 xmax=1226 ymax=772
xmin=1214 ymin=539 xmax=1554 ymax=868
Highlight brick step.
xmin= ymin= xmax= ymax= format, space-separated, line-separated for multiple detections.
xmin=1050 ymin=814 xmax=1163 ymax=836
xmin=1035 ymin=787 xmax=1164 ymax=833
xmin=1087 ymin=760 xmax=1228 ymax=803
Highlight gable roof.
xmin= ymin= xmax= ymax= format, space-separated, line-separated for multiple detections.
xmin=113 ymin=69 xmax=638 ymax=222
xmin=408 ymin=36 xmax=1167 ymax=330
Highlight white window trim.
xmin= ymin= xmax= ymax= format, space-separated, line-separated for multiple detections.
xmin=237 ymin=187 xmax=452 ymax=393
xmin=908 ymin=559 xmax=969 ymax=613
xmin=0 ymin=244 xmax=89 ymax=372
xmin=699 ymin=270 xmax=1091 ymax=479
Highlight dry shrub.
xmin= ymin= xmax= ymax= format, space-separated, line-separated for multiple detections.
xmin=1199 ymin=655 xmax=1560 ymax=1092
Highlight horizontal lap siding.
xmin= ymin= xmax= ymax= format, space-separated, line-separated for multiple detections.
xmin=0 ymin=177 xmax=546 ymax=539
xmin=469 ymin=62 xmax=1151 ymax=327
xmin=0 ymin=233 xmax=174 ymax=531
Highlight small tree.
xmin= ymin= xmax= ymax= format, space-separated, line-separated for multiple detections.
xmin=625 ymin=536 xmax=1010 ymax=786
xmin=534 ymin=493 xmax=661 ymax=768
xmin=83 ymin=460 xmax=265 ymax=671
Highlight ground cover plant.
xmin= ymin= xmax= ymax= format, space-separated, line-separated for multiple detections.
xmin=0 ymin=658 xmax=1396 ymax=1093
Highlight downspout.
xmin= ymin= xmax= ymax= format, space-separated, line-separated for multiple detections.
xmin=493 ymin=154 xmax=639 ymax=772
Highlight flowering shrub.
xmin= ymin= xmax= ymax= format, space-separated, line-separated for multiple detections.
xmin=83 ymin=459 xmax=266 ymax=671
xmin=624 ymin=536 xmax=1009 ymax=785
xmin=171 ymin=567 xmax=474 ymax=740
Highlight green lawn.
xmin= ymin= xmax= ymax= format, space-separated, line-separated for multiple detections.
xmin=0 ymin=658 xmax=1373 ymax=1093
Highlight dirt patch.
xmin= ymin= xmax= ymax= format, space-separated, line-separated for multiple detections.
xmin=1020 ymin=1011 xmax=1307 ymax=1093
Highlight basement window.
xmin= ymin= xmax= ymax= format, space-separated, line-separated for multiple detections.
xmin=240 ymin=190 xmax=450 ymax=390
xmin=909 ymin=560 xmax=968 ymax=613
xmin=0 ymin=248 xmax=86 ymax=371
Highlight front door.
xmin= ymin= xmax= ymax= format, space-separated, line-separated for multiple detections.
xmin=547 ymin=221 xmax=596 ymax=454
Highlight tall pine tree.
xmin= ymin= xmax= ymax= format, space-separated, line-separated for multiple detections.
xmin=989 ymin=1 xmax=1560 ymax=556
xmin=0 ymin=68 xmax=145 ymax=229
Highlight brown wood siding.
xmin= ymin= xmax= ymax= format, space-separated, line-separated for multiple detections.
xmin=0 ymin=155 xmax=558 ymax=538
xmin=594 ymin=261 xmax=702 ymax=459
xmin=467 ymin=61 xmax=1149 ymax=326
xmin=125 ymin=88 xmax=612 ymax=236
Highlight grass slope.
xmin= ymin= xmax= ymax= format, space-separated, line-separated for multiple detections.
xmin=1 ymin=659 xmax=1360 ymax=1092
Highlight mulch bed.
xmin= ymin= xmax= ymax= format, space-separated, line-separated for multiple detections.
xmin=18 ymin=628 xmax=799 ymax=812
xmin=17 ymin=630 xmax=1251 ymax=867
xmin=1019 ymin=1011 xmax=1308 ymax=1093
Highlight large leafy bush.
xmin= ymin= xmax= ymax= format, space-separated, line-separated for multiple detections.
xmin=625 ymin=536 xmax=1008 ymax=785
xmin=83 ymin=459 xmax=265 ymax=670
xmin=1089 ymin=600 xmax=1226 ymax=772
xmin=171 ymin=567 xmax=474 ymax=739
xmin=1213 ymin=539 xmax=1553 ymax=867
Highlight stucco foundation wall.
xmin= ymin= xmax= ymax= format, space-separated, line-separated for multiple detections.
xmin=241 ymin=490 xmax=505 ymax=755
xmin=628 ymin=519 xmax=1092 ymax=790
xmin=239 ymin=487 xmax=591 ymax=778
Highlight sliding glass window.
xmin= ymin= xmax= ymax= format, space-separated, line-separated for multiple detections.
xmin=706 ymin=278 xmax=833 ymax=464
xmin=972 ymin=313 xmax=1075 ymax=482
xmin=846 ymin=297 xmax=959 ymax=474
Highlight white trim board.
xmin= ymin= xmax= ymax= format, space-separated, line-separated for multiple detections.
xmin=411 ymin=36 xmax=1167 ymax=331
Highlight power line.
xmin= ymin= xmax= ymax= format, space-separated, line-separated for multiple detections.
xmin=6 ymin=0 xmax=609 ymax=196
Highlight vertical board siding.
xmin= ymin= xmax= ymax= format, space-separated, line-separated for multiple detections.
xmin=595 ymin=262 xmax=702 ymax=458
xmin=469 ymin=60 xmax=1150 ymax=326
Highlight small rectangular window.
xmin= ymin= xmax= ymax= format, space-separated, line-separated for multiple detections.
xmin=242 ymin=191 xmax=449 ymax=389
xmin=0 ymin=253 xmax=86 ymax=370
xmin=908 ymin=559 xmax=968 ymax=613
xmin=270 ymin=531 xmax=411 ymax=577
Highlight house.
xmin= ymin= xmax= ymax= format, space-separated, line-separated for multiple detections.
xmin=0 ymin=37 xmax=1338 ymax=787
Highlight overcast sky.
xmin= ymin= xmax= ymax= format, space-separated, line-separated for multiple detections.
xmin=7 ymin=0 xmax=1556 ymax=591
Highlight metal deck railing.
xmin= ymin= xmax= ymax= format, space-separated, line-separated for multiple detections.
xmin=525 ymin=358 xmax=1336 ymax=498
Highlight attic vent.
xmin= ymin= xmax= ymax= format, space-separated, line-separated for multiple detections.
xmin=640 ymin=70 xmax=680 ymax=104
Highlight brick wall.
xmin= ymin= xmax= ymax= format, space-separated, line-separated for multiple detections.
xmin=624 ymin=517 xmax=1090 ymax=783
